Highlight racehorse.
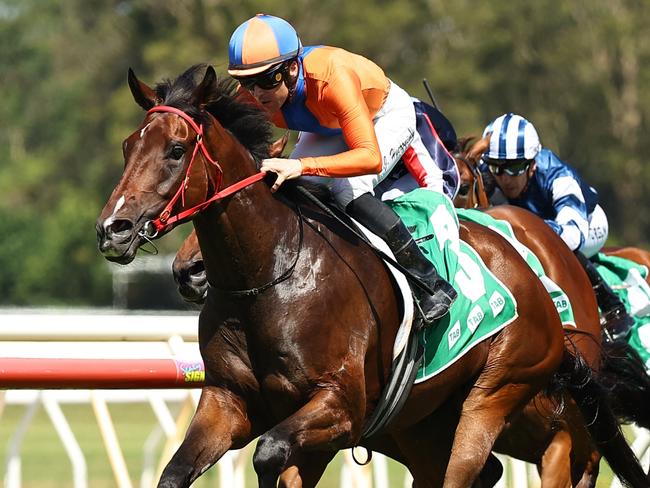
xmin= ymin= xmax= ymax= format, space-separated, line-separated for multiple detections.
xmin=171 ymin=132 xmax=646 ymax=486
xmin=172 ymin=190 xmax=610 ymax=486
xmin=96 ymin=65 xmax=647 ymax=487
xmin=172 ymin=225 xmax=604 ymax=487
xmin=454 ymin=138 xmax=650 ymax=431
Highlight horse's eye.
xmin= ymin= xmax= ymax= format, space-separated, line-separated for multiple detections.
xmin=169 ymin=144 xmax=186 ymax=161
xmin=458 ymin=183 xmax=470 ymax=196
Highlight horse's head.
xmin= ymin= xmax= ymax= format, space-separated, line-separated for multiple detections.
xmin=452 ymin=136 xmax=491 ymax=209
xmin=96 ymin=64 xmax=273 ymax=264
xmin=173 ymin=230 xmax=207 ymax=304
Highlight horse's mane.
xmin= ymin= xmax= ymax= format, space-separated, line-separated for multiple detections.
xmin=154 ymin=65 xmax=336 ymax=207
xmin=154 ymin=64 xmax=273 ymax=163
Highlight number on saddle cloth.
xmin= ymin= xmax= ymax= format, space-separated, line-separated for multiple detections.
xmin=456 ymin=208 xmax=577 ymax=328
xmin=387 ymin=189 xmax=518 ymax=383
xmin=591 ymin=253 xmax=650 ymax=366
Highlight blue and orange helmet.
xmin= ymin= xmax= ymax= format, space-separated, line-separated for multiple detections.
xmin=228 ymin=14 xmax=302 ymax=77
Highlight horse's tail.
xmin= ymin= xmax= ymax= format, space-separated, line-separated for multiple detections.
xmin=600 ymin=338 xmax=650 ymax=429
xmin=551 ymin=339 xmax=649 ymax=488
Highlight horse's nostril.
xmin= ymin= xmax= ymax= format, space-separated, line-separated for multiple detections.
xmin=188 ymin=262 xmax=206 ymax=278
xmin=107 ymin=219 xmax=133 ymax=236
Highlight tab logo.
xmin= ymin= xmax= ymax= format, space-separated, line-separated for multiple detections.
xmin=467 ymin=305 xmax=484 ymax=333
xmin=489 ymin=291 xmax=505 ymax=317
xmin=448 ymin=321 xmax=461 ymax=350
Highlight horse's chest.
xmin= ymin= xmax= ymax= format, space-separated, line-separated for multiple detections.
xmin=258 ymin=370 xmax=306 ymax=419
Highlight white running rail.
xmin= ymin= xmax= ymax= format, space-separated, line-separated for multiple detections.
xmin=1 ymin=310 xmax=647 ymax=487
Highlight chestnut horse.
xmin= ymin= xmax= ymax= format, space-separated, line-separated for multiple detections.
xmin=96 ymin=65 xmax=646 ymax=488
xmin=453 ymin=138 xmax=650 ymax=430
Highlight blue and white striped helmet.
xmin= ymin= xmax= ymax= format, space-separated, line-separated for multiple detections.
xmin=482 ymin=113 xmax=541 ymax=160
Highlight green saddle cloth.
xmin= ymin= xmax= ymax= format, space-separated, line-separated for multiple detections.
xmin=387 ymin=190 xmax=518 ymax=383
xmin=592 ymin=253 xmax=650 ymax=366
xmin=456 ymin=208 xmax=576 ymax=327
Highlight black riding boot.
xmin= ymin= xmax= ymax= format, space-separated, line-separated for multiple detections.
xmin=346 ymin=193 xmax=457 ymax=322
xmin=574 ymin=250 xmax=634 ymax=340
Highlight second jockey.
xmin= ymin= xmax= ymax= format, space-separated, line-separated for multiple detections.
xmin=227 ymin=14 xmax=457 ymax=322
xmin=480 ymin=113 xmax=634 ymax=339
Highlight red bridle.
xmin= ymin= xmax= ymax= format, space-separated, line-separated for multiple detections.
xmin=141 ymin=105 xmax=266 ymax=237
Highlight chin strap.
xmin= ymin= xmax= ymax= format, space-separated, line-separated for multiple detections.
xmin=141 ymin=105 xmax=267 ymax=237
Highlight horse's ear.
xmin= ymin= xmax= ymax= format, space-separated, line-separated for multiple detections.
xmin=467 ymin=134 xmax=491 ymax=164
xmin=190 ymin=65 xmax=217 ymax=108
xmin=128 ymin=68 xmax=158 ymax=111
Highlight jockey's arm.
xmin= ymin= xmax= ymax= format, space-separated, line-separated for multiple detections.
xmin=298 ymin=68 xmax=382 ymax=178
xmin=546 ymin=175 xmax=590 ymax=252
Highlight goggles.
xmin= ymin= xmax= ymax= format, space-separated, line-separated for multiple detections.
xmin=234 ymin=62 xmax=289 ymax=91
xmin=485 ymin=158 xmax=531 ymax=176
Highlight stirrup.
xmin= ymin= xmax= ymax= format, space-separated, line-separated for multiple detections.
xmin=416 ymin=281 xmax=457 ymax=325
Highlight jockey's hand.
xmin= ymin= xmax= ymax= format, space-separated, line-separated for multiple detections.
xmin=260 ymin=158 xmax=302 ymax=192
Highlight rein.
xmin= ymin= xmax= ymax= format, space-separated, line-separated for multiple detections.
xmin=141 ymin=105 xmax=267 ymax=237
xmin=143 ymin=105 xmax=303 ymax=297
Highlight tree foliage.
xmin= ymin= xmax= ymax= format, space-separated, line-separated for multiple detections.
xmin=1 ymin=0 xmax=649 ymax=305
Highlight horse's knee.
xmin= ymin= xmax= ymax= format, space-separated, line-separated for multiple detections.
xmin=253 ymin=432 xmax=292 ymax=480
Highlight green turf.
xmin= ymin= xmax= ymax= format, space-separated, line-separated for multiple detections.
xmin=0 ymin=402 xmax=623 ymax=487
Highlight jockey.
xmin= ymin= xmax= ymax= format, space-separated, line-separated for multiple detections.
xmin=228 ymin=13 xmax=457 ymax=322
xmin=481 ymin=113 xmax=634 ymax=339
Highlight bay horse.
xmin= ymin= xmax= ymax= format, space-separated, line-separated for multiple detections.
xmin=96 ymin=65 xmax=647 ymax=487
xmin=172 ymin=227 xmax=603 ymax=487
xmin=171 ymin=193 xmax=608 ymax=486
xmin=170 ymin=137 xmax=646 ymax=487
xmin=454 ymin=138 xmax=650 ymax=430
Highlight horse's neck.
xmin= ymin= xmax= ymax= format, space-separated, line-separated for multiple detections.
xmin=195 ymin=122 xmax=299 ymax=292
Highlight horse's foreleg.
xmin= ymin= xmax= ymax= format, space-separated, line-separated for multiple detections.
xmin=277 ymin=451 xmax=336 ymax=488
xmin=157 ymin=386 xmax=255 ymax=488
xmin=253 ymin=388 xmax=362 ymax=488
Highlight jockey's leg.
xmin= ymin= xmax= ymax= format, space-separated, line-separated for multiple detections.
xmin=576 ymin=204 xmax=634 ymax=340
xmin=574 ymin=250 xmax=634 ymax=340
xmin=346 ymin=192 xmax=457 ymax=322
